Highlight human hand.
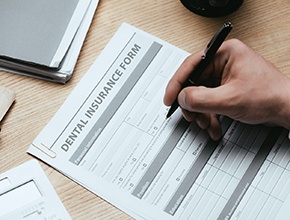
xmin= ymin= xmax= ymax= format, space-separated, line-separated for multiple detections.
xmin=164 ymin=39 xmax=290 ymax=140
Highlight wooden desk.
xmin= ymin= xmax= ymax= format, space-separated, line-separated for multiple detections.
xmin=1 ymin=0 xmax=289 ymax=219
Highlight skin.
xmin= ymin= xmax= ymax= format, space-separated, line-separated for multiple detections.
xmin=164 ymin=39 xmax=290 ymax=140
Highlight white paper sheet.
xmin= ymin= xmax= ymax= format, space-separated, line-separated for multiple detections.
xmin=0 ymin=160 xmax=71 ymax=220
xmin=27 ymin=23 xmax=290 ymax=220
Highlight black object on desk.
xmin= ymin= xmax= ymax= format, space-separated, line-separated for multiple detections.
xmin=166 ymin=22 xmax=232 ymax=119
xmin=180 ymin=0 xmax=243 ymax=17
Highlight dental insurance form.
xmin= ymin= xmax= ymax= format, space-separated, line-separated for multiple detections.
xmin=28 ymin=23 xmax=290 ymax=220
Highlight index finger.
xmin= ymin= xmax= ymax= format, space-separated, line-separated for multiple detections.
xmin=164 ymin=50 xmax=208 ymax=106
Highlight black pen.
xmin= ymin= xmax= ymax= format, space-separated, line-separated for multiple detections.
xmin=166 ymin=22 xmax=232 ymax=119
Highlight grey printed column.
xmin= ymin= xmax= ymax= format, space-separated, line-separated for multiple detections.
xmin=218 ymin=127 xmax=283 ymax=220
xmin=164 ymin=117 xmax=233 ymax=215
xmin=132 ymin=118 xmax=190 ymax=199
xmin=69 ymin=41 xmax=163 ymax=165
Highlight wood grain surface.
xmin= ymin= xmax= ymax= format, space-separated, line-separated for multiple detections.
xmin=0 ymin=0 xmax=289 ymax=219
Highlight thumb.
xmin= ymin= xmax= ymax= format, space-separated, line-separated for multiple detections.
xmin=178 ymin=85 xmax=232 ymax=115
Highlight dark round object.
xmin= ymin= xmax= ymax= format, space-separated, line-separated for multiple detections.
xmin=180 ymin=0 xmax=243 ymax=17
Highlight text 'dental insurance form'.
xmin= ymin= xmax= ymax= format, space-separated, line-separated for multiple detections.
xmin=28 ymin=23 xmax=290 ymax=220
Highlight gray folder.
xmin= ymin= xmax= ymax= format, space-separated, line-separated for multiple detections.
xmin=0 ymin=0 xmax=79 ymax=68
xmin=0 ymin=0 xmax=99 ymax=83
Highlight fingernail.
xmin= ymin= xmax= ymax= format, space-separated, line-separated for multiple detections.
xmin=178 ymin=91 xmax=186 ymax=107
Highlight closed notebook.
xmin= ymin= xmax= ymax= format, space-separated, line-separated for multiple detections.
xmin=0 ymin=0 xmax=99 ymax=83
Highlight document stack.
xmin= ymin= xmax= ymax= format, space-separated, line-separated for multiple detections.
xmin=0 ymin=0 xmax=99 ymax=83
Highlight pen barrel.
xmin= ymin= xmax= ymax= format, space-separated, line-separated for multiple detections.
xmin=182 ymin=78 xmax=195 ymax=89
xmin=187 ymin=57 xmax=209 ymax=84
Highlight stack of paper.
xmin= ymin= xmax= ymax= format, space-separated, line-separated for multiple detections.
xmin=0 ymin=160 xmax=71 ymax=219
xmin=0 ymin=0 xmax=99 ymax=83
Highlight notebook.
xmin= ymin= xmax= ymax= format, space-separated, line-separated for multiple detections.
xmin=0 ymin=0 xmax=99 ymax=83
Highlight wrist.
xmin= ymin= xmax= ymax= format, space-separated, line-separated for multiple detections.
xmin=275 ymin=76 xmax=290 ymax=130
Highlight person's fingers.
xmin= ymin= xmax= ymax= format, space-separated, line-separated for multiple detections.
xmin=195 ymin=113 xmax=222 ymax=140
xmin=184 ymin=111 xmax=222 ymax=141
xmin=181 ymin=111 xmax=211 ymax=128
xmin=207 ymin=114 xmax=222 ymax=141
xmin=195 ymin=113 xmax=210 ymax=129
xmin=164 ymin=39 xmax=234 ymax=106
xmin=181 ymin=109 xmax=196 ymax=122
xmin=164 ymin=50 xmax=207 ymax=106
xmin=178 ymin=84 xmax=235 ymax=115
xmin=181 ymin=107 xmax=222 ymax=140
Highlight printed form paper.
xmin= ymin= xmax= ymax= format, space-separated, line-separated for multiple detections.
xmin=0 ymin=160 xmax=71 ymax=220
xmin=28 ymin=23 xmax=290 ymax=220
